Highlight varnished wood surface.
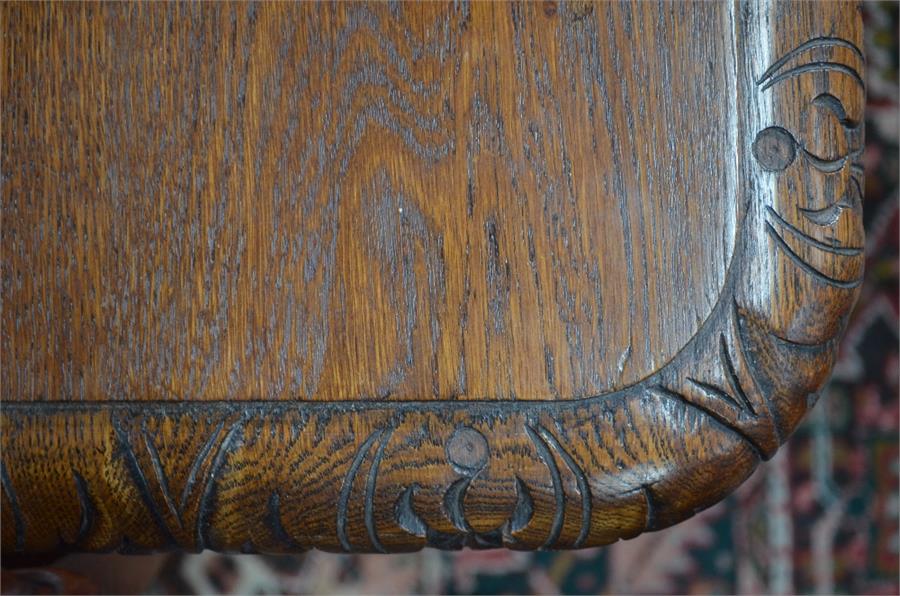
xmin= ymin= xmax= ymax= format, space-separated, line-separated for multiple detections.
xmin=2 ymin=1 xmax=740 ymax=403
xmin=1 ymin=1 xmax=864 ymax=554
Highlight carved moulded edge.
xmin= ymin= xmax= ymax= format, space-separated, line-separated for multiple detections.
xmin=0 ymin=24 xmax=866 ymax=554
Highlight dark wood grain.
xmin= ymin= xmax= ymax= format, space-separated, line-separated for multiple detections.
xmin=1 ymin=1 xmax=864 ymax=553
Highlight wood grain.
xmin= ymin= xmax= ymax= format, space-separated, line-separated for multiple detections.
xmin=2 ymin=1 xmax=740 ymax=403
xmin=1 ymin=1 xmax=864 ymax=553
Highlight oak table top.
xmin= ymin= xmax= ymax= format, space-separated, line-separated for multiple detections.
xmin=1 ymin=1 xmax=864 ymax=554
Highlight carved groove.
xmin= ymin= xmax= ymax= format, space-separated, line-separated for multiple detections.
xmin=444 ymin=477 xmax=473 ymax=533
xmin=365 ymin=426 xmax=395 ymax=553
xmin=1 ymin=462 xmax=25 ymax=552
xmin=767 ymin=207 xmax=862 ymax=255
xmin=112 ymin=417 xmax=178 ymax=547
xmin=803 ymin=146 xmax=863 ymax=174
xmin=765 ymin=222 xmax=863 ymax=289
xmin=535 ymin=425 xmax=592 ymax=548
xmin=799 ymin=203 xmax=852 ymax=227
xmin=800 ymin=147 xmax=852 ymax=173
xmin=718 ymin=334 xmax=758 ymax=417
xmin=760 ymin=320 xmax=838 ymax=352
xmin=142 ymin=428 xmax=181 ymax=525
xmin=687 ymin=377 xmax=743 ymax=411
xmin=506 ymin=477 xmax=535 ymax=536
xmin=650 ymin=386 xmax=766 ymax=463
xmin=755 ymin=36 xmax=864 ymax=86
xmin=524 ymin=424 xmax=564 ymax=549
xmin=180 ymin=421 xmax=225 ymax=514
xmin=73 ymin=471 xmax=95 ymax=546
xmin=732 ymin=301 xmax=784 ymax=444
xmin=195 ymin=420 xmax=244 ymax=551
xmin=759 ymin=62 xmax=864 ymax=92
xmin=395 ymin=484 xmax=427 ymax=538
xmin=812 ymin=92 xmax=861 ymax=128
xmin=267 ymin=491 xmax=303 ymax=550
xmin=337 ymin=429 xmax=382 ymax=552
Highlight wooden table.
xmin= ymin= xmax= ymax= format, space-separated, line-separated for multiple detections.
xmin=1 ymin=1 xmax=864 ymax=554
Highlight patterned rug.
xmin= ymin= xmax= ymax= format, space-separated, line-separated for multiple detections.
xmin=144 ymin=3 xmax=899 ymax=594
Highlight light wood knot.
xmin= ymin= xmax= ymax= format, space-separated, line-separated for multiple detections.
xmin=446 ymin=427 xmax=489 ymax=474
xmin=753 ymin=126 xmax=797 ymax=172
